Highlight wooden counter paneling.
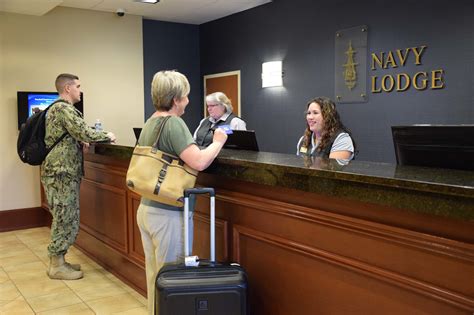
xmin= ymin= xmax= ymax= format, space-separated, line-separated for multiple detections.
xmin=80 ymin=179 xmax=128 ymax=253
xmin=193 ymin=211 xmax=229 ymax=262
xmin=234 ymin=225 xmax=469 ymax=315
xmin=69 ymin=148 xmax=474 ymax=313
xmin=128 ymin=191 xmax=144 ymax=264
xmin=75 ymin=161 xmax=146 ymax=294
xmin=196 ymin=177 xmax=474 ymax=314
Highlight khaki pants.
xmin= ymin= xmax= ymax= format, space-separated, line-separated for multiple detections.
xmin=137 ymin=203 xmax=193 ymax=315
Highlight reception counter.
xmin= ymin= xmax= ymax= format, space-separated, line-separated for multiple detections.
xmin=70 ymin=144 xmax=474 ymax=314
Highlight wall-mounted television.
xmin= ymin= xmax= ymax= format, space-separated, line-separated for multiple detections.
xmin=17 ymin=91 xmax=84 ymax=129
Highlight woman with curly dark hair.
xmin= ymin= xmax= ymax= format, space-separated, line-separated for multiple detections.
xmin=296 ymin=97 xmax=355 ymax=160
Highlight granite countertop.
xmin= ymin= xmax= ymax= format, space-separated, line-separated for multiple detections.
xmin=90 ymin=144 xmax=474 ymax=220
xmin=213 ymin=150 xmax=474 ymax=198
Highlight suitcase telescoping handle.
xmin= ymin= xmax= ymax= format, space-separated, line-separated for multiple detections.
xmin=184 ymin=188 xmax=216 ymax=262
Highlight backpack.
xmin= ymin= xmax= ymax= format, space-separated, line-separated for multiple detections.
xmin=17 ymin=100 xmax=67 ymax=166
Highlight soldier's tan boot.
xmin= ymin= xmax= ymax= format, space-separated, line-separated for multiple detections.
xmin=65 ymin=260 xmax=81 ymax=271
xmin=48 ymin=255 xmax=83 ymax=280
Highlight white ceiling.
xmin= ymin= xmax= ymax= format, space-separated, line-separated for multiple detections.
xmin=0 ymin=0 xmax=272 ymax=24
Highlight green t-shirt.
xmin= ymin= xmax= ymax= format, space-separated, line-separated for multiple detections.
xmin=138 ymin=115 xmax=196 ymax=210
xmin=138 ymin=116 xmax=195 ymax=156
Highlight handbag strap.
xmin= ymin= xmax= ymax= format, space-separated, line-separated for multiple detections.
xmin=150 ymin=116 xmax=189 ymax=168
xmin=151 ymin=116 xmax=172 ymax=153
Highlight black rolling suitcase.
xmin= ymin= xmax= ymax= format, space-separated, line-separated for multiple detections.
xmin=155 ymin=188 xmax=248 ymax=315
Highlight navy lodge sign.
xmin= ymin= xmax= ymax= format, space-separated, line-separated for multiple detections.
xmin=371 ymin=45 xmax=445 ymax=93
xmin=335 ymin=25 xmax=368 ymax=103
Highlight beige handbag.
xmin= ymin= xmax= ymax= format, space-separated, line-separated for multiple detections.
xmin=126 ymin=116 xmax=198 ymax=207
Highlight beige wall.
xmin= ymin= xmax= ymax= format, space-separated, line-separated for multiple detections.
xmin=0 ymin=7 xmax=144 ymax=211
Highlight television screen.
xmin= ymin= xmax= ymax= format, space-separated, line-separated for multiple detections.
xmin=17 ymin=91 xmax=83 ymax=129
xmin=27 ymin=93 xmax=59 ymax=116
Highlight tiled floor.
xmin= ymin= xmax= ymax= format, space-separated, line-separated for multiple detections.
xmin=0 ymin=227 xmax=148 ymax=314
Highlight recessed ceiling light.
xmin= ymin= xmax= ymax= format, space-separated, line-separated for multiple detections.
xmin=134 ymin=0 xmax=159 ymax=3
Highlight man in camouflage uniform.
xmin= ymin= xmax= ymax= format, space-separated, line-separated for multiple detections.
xmin=41 ymin=73 xmax=116 ymax=280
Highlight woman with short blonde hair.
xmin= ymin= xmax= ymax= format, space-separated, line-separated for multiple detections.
xmin=137 ymin=70 xmax=228 ymax=315
xmin=151 ymin=70 xmax=190 ymax=111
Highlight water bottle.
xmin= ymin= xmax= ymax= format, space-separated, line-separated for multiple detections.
xmin=94 ymin=119 xmax=103 ymax=132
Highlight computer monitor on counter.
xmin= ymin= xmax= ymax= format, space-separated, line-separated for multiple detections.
xmin=391 ymin=125 xmax=474 ymax=171
xmin=224 ymin=130 xmax=259 ymax=151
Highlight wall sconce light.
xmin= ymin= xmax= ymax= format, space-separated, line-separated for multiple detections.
xmin=262 ymin=61 xmax=283 ymax=88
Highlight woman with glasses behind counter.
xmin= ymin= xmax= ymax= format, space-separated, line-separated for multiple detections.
xmin=194 ymin=92 xmax=246 ymax=147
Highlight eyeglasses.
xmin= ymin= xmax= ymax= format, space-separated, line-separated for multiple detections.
xmin=207 ymin=103 xmax=220 ymax=108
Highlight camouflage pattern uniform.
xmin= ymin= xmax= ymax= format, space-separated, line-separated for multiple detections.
xmin=41 ymin=100 xmax=109 ymax=257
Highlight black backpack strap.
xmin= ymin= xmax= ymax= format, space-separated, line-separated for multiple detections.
xmin=46 ymin=99 xmax=64 ymax=112
xmin=48 ymin=132 xmax=68 ymax=152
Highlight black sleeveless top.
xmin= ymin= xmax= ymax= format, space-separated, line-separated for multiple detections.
xmin=297 ymin=130 xmax=344 ymax=158
xmin=195 ymin=113 xmax=237 ymax=147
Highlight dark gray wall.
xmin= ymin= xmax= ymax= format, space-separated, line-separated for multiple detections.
xmin=199 ymin=0 xmax=474 ymax=162
xmin=143 ymin=19 xmax=201 ymax=129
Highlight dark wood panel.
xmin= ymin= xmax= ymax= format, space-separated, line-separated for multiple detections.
xmin=233 ymin=225 xmax=472 ymax=315
xmin=128 ymin=191 xmax=145 ymax=264
xmin=84 ymin=147 xmax=130 ymax=169
xmin=212 ymin=188 xmax=474 ymax=297
xmin=75 ymin=228 xmax=146 ymax=296
xmin=198 ymin=173 xmax=474 ymax=243
xmin=80 ymin=179 xmax=128 ymax=253
xmin=0 ymin=207 xmax=51 ymax=232
xmin=84 ymin=162 xmax=128 ymax=189
xmin=68 ymin=149 xmax=474 ymax=313
xmin=193 ymin=211 xmax=228 ymax=262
